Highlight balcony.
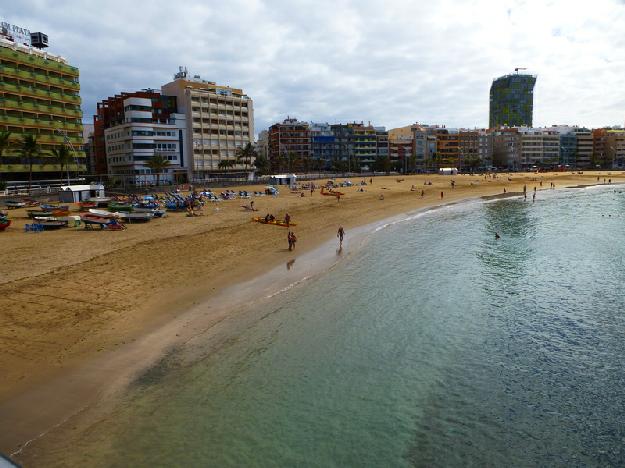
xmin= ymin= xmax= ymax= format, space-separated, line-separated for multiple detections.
xmin=0 ymin=46 xmax=79 ymax=76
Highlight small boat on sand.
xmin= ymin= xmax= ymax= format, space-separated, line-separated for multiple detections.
xmin=117 ymin=212 xmax=153 ymax=223
xmin=36 ymin=220 xmax=68 ymax=230
xmin=88 ymin=209 xmax=120 ymax=218
xmin=4 ymin=200 xmax=26 ymax=209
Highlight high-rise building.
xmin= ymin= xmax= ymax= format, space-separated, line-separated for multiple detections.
xmin=161 ymin=67 xmax=254 ymax=181
xmin=0 ymin=23 xmax=85 ymax=180
xmin=489 ymin=72 xmax=537 ymax=128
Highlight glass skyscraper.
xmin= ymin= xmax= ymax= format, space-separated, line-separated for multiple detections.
xmin=489 ymin=73 xmax=536 ymax=128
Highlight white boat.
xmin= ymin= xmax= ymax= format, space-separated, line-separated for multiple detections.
xmin=88 ymin=208 xmax=120 ymax=218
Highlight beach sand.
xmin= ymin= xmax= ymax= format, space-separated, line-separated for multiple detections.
xmin=0 ymin=171 xmax=622 ymax=458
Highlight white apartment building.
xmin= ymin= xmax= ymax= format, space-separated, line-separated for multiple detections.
xmin=104 ymin=96 xmax=187 ymax=185
xmin=519 ymin=128 xmax=560 ymax=168
xmin=162 ymin=68 xmax=254 ymax=181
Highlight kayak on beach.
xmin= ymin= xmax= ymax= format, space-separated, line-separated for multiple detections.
xmin=252 ymin=217 xmax=297 ymax=227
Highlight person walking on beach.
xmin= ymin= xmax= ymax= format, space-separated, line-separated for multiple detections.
xmin=421 ymin=189 xmax=425 ymax=197
xmin=288 ymin=231 xmax=297 ymax=251
xmin=440 ymin=191 xmax=444 ymax=199
xmin=337 ymin=226 xmax=345 ymax=246
xmin=284 ymin=212 xmax=291 ymax=226
xmin=533 ymin=192 xmax=536 ymax=203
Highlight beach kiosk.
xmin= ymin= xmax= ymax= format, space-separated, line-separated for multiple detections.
xmin=439 ymin=167 xmax=458 ymax=175
xmin=58 ymin=183 xmax=105 ymax=203
xmin=269 ymin=174 xmax=297 ymax=187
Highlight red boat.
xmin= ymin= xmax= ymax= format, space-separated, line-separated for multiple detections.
xmin=0 ymin=219 xmax=11 ymax=231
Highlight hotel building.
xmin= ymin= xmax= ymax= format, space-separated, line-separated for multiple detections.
xmin=0 ymin=24 xmax=84 ymax=180
xmin=161 ymin=68 xmax=254 ymax=181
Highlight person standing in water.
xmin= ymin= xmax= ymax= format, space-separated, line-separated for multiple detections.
xmin=337 ymin=226 xmax=345 ymax=246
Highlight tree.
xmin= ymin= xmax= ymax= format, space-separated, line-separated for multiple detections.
xmin=20 ymin=134 xmax=40 ymax=191
xmin=218 ymin=159 xmax=236 ymax=171
xmin=464 ymin=154 xmax=481 ymax=172
xmin=254 ymin=153 xmax=270 ymax=175
xmin=145 ymin=153 xmax=171 ymax=186
xmin=0 ymin=131 xmax=10 ymax=180
xmin=50 ymin=144 xmax=73 ymax=184
xmin=236 ymin=143 xmax=256 ymax=170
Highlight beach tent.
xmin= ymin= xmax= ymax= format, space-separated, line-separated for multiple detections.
xmin=439 ymin=167 xmax=458 ymax=175
xmin=58 ymin=183 xmax=105 ymax=203
xmin=269 ymin=174 xmax=297 ymax=187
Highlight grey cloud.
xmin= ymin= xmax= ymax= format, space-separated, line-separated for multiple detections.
xmin=4 ymin=0 xmax=625 ymax=135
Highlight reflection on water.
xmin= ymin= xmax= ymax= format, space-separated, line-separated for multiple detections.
xmin=34 ymin=187 xmax=625 ymax=467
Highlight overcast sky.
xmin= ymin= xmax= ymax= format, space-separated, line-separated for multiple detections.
xmin=5 ymin=0 xmax=625 ymax=134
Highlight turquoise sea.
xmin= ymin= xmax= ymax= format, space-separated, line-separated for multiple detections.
xmin=40 ymin=186 xmax=625 ymax=467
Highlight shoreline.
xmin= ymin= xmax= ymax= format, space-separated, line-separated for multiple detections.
xmin=1 ymin=172 xmax=623 ymax=460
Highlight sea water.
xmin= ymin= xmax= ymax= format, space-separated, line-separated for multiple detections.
xmin=40 ymin=186 xmax=625 ymax=467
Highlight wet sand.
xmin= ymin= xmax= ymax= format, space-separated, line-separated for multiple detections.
xmin=1 ymin=171 xmax=623 ymax=460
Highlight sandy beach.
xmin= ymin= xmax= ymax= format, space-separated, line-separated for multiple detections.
xmin=1 ymin=171 xmax=623 ymax=459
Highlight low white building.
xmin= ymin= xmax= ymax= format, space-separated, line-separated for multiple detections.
xmin=269 ymin=174 xmax=297 ymax=186
xmin=104 ymin=97 xmax=187 ymax=185
xmin=58 ymin=183 xmax=105 ymax=203
xmin=439 ymin=167 xmax=458 ymax=175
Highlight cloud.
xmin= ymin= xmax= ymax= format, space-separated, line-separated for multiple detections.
xmin=3 ymin=0 xmax=625 ymax=134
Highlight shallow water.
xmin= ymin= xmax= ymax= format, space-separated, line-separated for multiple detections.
xmin=40 ymin=187 xmax=625 ymax=467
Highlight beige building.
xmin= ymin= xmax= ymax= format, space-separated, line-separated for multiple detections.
xmin=161 ymin=67 xmax=254 ymax=181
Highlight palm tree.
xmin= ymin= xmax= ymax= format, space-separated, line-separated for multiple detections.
xmin=145 ymin=153 xmax=171 ymax=187
xmin=217 ymin=159 xmax=235 ymax=171
xmin=236 ymin=143 xmax=257 ymax=170
xmin=20 ymin=134 xmax=40 ymax=192
xmin=50 ymin=144 xmax=73 ymax=185
xmin=0 ymin=130 xmax=10 ymax=181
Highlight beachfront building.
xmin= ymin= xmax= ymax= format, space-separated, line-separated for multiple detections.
xmin=388 ymin=126 xmax=414 ymax=173
xmin=574 ymin=127 xmax=593 ymax=168
xmin=103 ymin=96 xmax=187 ymax=185
xmin=310 ymin=122 xmax=335 ymax=170
xmin=93 ymin=90 xmax=178 ymax=176
xmin=434 ymin=128 xmax=460 ymax=169
xmin=605 ymin=129 xmax=625 ymax=169
xmin=411 ymin=124 xmax=437 ymax=171
xmin=491 ymin=128 xmax=522 ymax=169
xmin=268 ymin=117 xmax=311 ymax=172
xmin=458 ymin=130 xmax=480 ymax=171
xmin=519 ymin=128 xmax=560 ymax=169
xmin=478 ymin=130 xmax=493 ymax=169
xmin=0 ymin=23 xmax=85 ymax=181
xmin=161 ymin=67 xmax=254 ymax=182
xmin=331 ymin=122 xmax=388 ymax=171
xmin=548 ymin=125 xmax=578 ymax=168
xmin=489 ymin=72 xmax=537 ymax=128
